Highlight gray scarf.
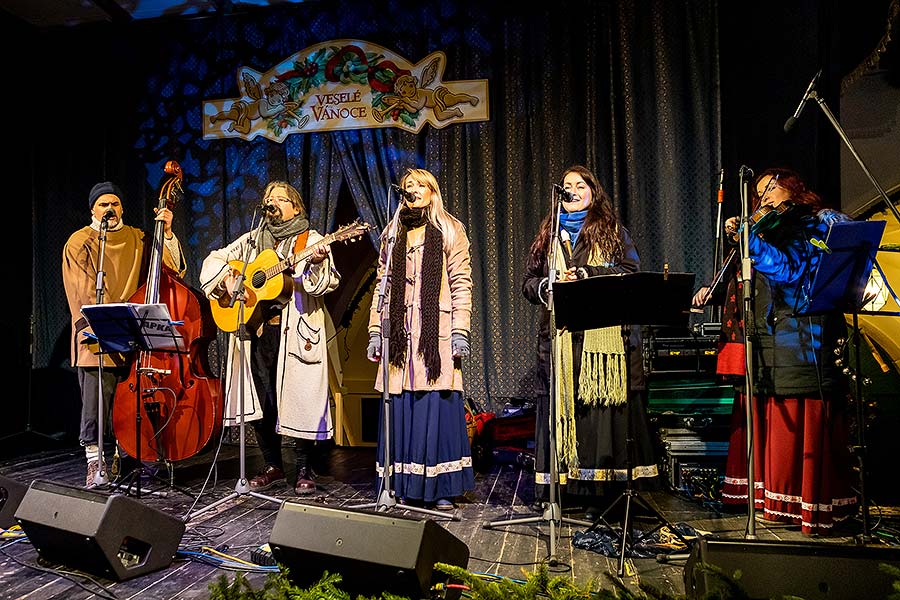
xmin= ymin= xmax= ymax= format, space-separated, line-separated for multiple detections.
xmin=258 ymin=216 xmax=309 ymax=250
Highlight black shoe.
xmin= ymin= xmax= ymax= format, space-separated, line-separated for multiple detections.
xmin=294 ymin=468 xmax=316 ymax=495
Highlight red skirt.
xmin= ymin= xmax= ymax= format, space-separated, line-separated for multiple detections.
xmin=720 ymin=393 xmax=858 ymax=535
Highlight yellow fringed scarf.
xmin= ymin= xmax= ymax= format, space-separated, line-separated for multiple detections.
xmin=552 ymin=240 xmax=628 ymax=476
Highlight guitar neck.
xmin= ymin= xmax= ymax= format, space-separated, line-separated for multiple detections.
xmin=263 ymin=234 xmax=334 ymax=281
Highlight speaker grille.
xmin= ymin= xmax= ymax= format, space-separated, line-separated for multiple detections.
xmin=14 ymin=479 xmax=185 ymax=581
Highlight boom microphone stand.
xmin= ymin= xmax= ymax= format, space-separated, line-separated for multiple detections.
xmin=352 ymin=183 xmax=456 ymax=521
xmin=803 ymin=75 xmax=900 ymax=542
xmin=483 ymin=186 xmax=592 ymax=566
xmin=188 ymin=213 xmax=280 ymax=521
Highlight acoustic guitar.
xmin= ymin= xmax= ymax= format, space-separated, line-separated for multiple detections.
xmin=211 ymin=219 xmax=372 ymax=333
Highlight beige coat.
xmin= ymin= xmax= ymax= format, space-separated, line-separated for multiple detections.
xmin=199 ymin=227 xmax=341 ymax=440
xmin=368 ymin=218 xmax=472 ymax=394
xmin=62 ymin=223 xmax=184 ymax=368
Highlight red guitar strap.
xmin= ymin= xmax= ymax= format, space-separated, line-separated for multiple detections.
xmin=292 ymin=230 xmax=310 ymax=270
xmin=294 ymin=230 xmax=310 ymax=252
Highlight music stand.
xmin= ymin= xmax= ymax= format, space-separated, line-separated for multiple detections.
xmin=554 ymin=271 xmax=696 ymax=576
xmin=81 ymin=302 xmax=186 ymax=498
xmin=796 ymin=219 xmax=886 ymax=543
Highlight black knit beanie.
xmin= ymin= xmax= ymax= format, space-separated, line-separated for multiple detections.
xmin=89 ymin=181 xmax=123 ymax=209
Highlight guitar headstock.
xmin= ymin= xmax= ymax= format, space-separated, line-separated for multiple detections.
xmin=332 ymin=219 xmax=374 ymax=244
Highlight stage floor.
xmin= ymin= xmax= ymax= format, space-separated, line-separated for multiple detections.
xmin=0 ymin=436 xmax=894 ymax=600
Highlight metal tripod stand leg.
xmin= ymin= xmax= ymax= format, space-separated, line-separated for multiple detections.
xmin=350 ymin=240 xmax=459 ymax=522
xmin=350 ymin=335 xmax=458 ymax=521
xmin=482 ymin=395 xmax=592 ymax=566
xmin=588 ymin=390 xmax=690 ymax=577
xmin=187 ymin=310 xmax=281 ymax=522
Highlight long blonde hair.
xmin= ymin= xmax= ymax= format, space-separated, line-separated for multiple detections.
xmin=398 ymin=168 xmax=462 ymax=248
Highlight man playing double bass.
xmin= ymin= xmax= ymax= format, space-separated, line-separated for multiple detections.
xmin=63 ymin=181 xmax=185 ymax=488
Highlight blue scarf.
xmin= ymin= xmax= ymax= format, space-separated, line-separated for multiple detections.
xmin=559 ymin=210 xmax=587 ymax=248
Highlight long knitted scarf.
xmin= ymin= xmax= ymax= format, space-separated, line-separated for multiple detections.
xmin=552 ymin=240 xmax=628 ymax=473
xmin=388 ymin=206 xmax=444 ymax=383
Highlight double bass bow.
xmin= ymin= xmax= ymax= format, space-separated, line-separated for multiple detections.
xmin=112 ymin=161 xmax=223 ymax=468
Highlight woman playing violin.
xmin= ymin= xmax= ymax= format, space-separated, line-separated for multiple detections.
xmin=694 ymin=167 xmax=857 ymax=535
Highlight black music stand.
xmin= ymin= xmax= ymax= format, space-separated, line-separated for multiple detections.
xmin=81 ymin=302 xmax=185 ymax=498
xmin=796 ymin=219 xmax=886 ymax=543
xmin=554 ymin=271 xmax=696 ymax=576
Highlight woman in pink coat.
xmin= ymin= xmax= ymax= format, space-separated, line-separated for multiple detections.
xmin=367 ymin=168 xmax=475 ymax=511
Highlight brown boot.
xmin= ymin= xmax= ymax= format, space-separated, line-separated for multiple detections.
xmin=85 ymin=460 xmax=104 ymax=489
xmin=248 ymin=465 xmax=285 ymax=491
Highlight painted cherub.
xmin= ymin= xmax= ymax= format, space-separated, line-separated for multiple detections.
xmin=209 ymin=73 xmax=305 ymax=134
xmin=374 ymin=58 xmax=479 ymax=123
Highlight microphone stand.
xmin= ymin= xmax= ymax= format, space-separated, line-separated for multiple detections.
xmin=712 ymin=170 xmax=725 ymax=324
xmin=188 ymin=213 xmax=280 ymax=521
xmin=483 ymin=186 xmax=592 ymax=565
xmin=807 ymin=89 xmax=898 ymax=543
xmin=91 ymin=215 xmax=112 ymax=487
xmin=352 ymin=183 xmax=456 ymax=520
xmin=808 ymin=90 xmax=900 ymax=225
xmin=738 ymin=167 xmax=758 ymax=540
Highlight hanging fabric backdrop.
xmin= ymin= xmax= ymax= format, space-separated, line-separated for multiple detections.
xmin=30 ymin=0 xmax=720 ymax=415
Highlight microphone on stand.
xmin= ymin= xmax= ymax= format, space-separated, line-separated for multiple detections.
xmin=559 ymin=229 xmax=573 ymax=259
xmin=390 ymin=183 xmax=416 ymax=203
xmin=100 ymin=209 xmax=115 ymax=228
xmin=552 ymin=183 xmax=578 ymax=202
xmin=259 ymin=202 xmax=277 ymax=214
xmin=783 ymin=69 xmax=822 ymax=133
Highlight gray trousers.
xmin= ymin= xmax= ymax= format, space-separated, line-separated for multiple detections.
xmin=77 ymin=366 xmax=128 ymax=446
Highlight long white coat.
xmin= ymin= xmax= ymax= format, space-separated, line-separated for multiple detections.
xmin=199 ymin=227 xmax=341 ymax=440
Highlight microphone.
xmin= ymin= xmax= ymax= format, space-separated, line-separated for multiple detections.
xmin=101 ymin=209 xmax=115 ymax=221
xmin=552 ymin=183 xmax=578 ymax=202
xmin=559 ymin=228 xmax=573 ymax=258
xmin=390 ymin=183 xmax=416 ymax=203
xmin=784 ymin=69 xmax=822 ymax=133
xmin=260 ymin=203 xmax=277 ymax=214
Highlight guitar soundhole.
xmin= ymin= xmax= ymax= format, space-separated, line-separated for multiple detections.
xmin=251 ymin=271 xmax=267 ymax=288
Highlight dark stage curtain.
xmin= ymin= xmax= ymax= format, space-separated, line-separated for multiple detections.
xmin=28 ymin=0 xmax=720 ymax=418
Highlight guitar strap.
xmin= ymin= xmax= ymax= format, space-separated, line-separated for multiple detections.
xmin=266 ymin=230 xmax=310 ymax=328
xmin=292 ymin=229 xmax=310 ymax=260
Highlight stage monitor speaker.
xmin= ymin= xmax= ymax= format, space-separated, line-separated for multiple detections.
xmin=0 ymin=474 xmax=28 ymax=529
xmin=14 ymin=479 xmax=185 ymax=581
xmin=269 ymin=501 xmax=469 ymax=599
xmin=684 ymin=537 xmax=900 ymax=600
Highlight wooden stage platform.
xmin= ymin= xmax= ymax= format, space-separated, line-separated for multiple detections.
xmin=1 ymin=435 xmax=898 ymax=600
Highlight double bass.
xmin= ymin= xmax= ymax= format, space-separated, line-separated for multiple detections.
xmin=112 ymin=161 xmax=223 ymax=465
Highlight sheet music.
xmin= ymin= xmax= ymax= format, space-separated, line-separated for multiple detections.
xmin=81 ymin=302 xmax=186 ymax=354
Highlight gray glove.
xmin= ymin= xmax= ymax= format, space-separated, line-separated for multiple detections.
xmin=366 ymin=332 xmax=382 ymax=362
xmin=452 ymin=332 xmax=470 ymax=358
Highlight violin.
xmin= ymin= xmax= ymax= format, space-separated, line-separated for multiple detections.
xmin=701 ymin=201 xmax=795 ymax=308
xmin=730 ymin=201 xmax=793 ymax=242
